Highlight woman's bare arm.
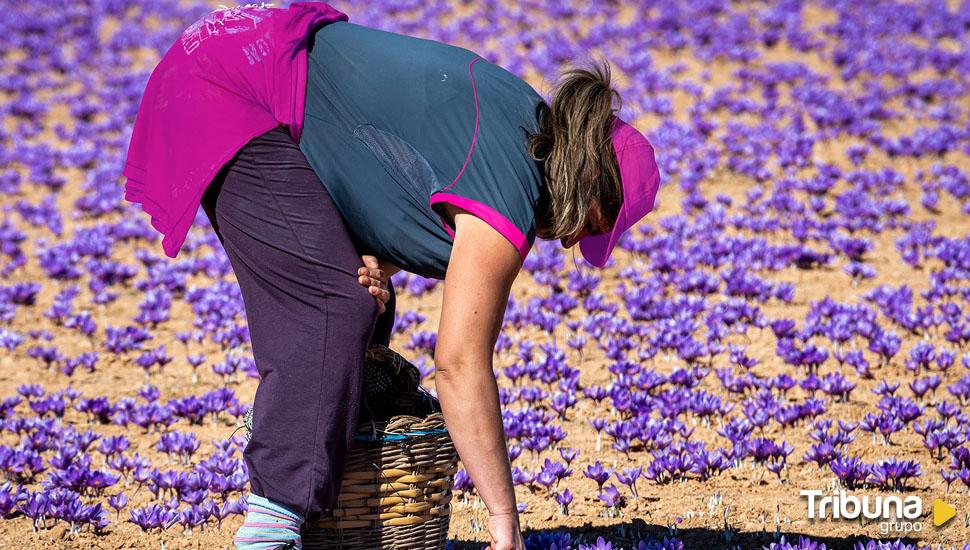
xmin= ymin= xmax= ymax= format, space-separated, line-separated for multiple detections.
xmin=434 ymin=209 xmax=522 ymax=515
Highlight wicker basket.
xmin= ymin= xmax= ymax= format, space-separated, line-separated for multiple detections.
xmin=241 ymin=344 xmax=458 ymax=550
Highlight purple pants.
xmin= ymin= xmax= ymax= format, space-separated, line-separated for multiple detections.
xmin=200 ymin=124 xmax=396 ymax=522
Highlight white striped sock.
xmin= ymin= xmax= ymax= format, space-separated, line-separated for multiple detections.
xmin=233 ymin=492 xmax=304 ymax=549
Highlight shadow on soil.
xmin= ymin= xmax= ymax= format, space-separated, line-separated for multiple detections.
xmin=445 ymin=518 xmax=925 ymax=550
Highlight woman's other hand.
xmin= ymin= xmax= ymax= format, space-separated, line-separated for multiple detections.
xmin=357 ymin=255 xmax=390 ymax=314
xmin=485 ymin=511 xmax=526 ymax=550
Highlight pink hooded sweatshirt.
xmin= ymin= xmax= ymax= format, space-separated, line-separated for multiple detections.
xmin=122 ymin=2 xmax=349 ymax=258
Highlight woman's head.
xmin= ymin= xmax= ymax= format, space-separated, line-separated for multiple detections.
xmin=525 ymin=58 xmax=624 ymax=249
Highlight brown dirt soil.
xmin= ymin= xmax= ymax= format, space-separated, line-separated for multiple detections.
xmin=1 ymin=1 xmax=970 ymax=549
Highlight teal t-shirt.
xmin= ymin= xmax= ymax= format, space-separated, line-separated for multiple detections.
xmin=300 ymin=21 xmax=545 ymax=279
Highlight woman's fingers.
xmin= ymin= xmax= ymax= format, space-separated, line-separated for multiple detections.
xmin=364 ymin=281 xmax=390 ymax=304
xmin=358 ymin=274 xmax=386 ymax=289
xmin=372 ymin=286 xmax=388 ymax=314
xmin=370 ymin=285 xmax=390 ymax=302
xmin=357 ymin=267 xmax=387 ymax=285
xmin=360 ymin=256 xmax=388 ymax=282
xmin=358 ymin=255 xmax=390 ymax=314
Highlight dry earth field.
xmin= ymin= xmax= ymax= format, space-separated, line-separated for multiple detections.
xmin=2 ymin=0 xmax=970 ymax=549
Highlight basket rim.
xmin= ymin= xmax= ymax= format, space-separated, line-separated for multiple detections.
xmin=352 ymin=427 xmax=449 ymax=443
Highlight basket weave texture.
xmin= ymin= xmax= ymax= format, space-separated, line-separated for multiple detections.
xmin=242 ymin=344 xmax=457 ymax=550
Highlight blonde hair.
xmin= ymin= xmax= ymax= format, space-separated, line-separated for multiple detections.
xmin=525 ymin=57 xmax=624 ymax=241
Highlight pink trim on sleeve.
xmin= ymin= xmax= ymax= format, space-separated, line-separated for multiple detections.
xmin=430 ymin=193 xmax=531 ymax=262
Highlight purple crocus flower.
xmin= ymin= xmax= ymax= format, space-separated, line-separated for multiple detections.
xmin=129 ymin=503 xmax=178 ymax=532
xmin=559 ymin=447 xmax=580 ymax=465
xmin=580 ymin=535 xmax=613 ymax=550
xmin=597 ymin=483 xmax=624 ymax=511
xmin=868 ymin=457 xmax=922 ymax=492
xmin=583 ymin=460 xmax=613 ymax=491
xmin=554 ymin=488 xmax=573 ymax=516
xmin=616 ymin=465 xmax=642 ymax=497
xmin=829 ymin=456 xmax=870 ymax=489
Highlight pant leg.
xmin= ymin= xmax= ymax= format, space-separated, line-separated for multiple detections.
xmin=368 ymin=277 xmax=396 ymax=347
xmin=201 ymin=124 xmax=380 ymax=522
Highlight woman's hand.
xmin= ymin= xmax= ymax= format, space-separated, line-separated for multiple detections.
xmin=485 ymin=511 xmax=525 ymax=550
xmin=357 ymin=255 xmax=390 ymax=314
